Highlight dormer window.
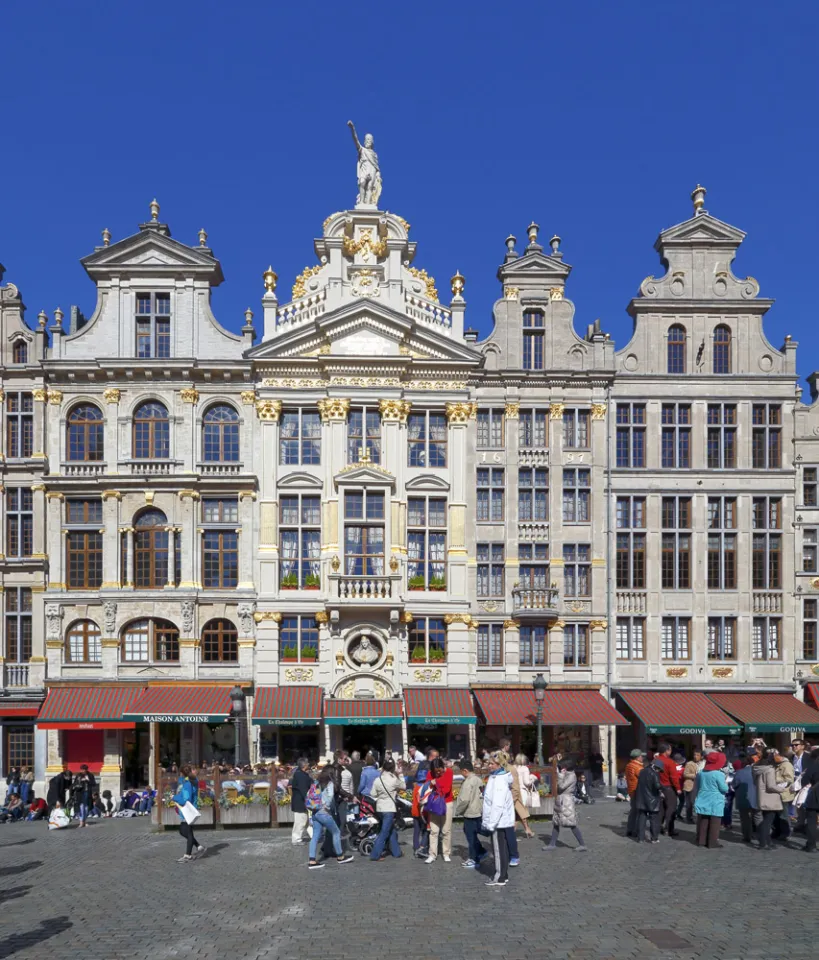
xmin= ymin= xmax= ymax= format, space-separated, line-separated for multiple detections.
xmin=12 ymin=340 xmax=27 ymax=364
xmin=136 ymin=293 xmax=171 ymax=359
xmin=523 ymin=310 xmax=545 ymax=370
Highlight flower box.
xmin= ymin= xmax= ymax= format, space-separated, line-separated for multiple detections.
xmin=160 ymin=804 xmax=214 ymax=827
xmin=219 ymin=802 xmax=270 ymax=826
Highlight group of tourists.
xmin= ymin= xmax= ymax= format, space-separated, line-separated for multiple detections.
xmin=623 ymin=739 xmax=819 ymax=852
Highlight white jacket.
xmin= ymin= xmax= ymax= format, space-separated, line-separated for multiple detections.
xmin=481 ymin=770 xmax=514 ymax=831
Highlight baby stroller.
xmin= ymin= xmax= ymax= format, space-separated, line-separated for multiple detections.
xmin=347 ymin=795 xmax=380 ymax=855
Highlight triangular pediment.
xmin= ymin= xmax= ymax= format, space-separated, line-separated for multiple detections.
xmin=498 ymin=250 xmax=572 ymax=283
xmin=335 ymin=463 xmax=396 ymax=487
xmin=658 ymin=213 xmax=746 ymax=246
xmin=81 ymin=230 xmax=224 ymax=284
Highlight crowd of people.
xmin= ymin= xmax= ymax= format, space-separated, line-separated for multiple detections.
xmin=623 ymin=738 xmax=819 ymax=852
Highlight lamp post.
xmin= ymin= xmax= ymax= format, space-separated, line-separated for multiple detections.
xmin=533 ymin=673 xmax=547 ymax=766
xmin=229 ymin=685 xmax=245 ymax=768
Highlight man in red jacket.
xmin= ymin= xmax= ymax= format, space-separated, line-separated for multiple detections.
xmin=655 ymin=743 xmax=682 ymax=837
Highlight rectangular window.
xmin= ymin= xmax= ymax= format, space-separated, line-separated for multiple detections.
xmin=661 ymin=403 xmax=691 ymax=469
xmin=66 ymin=532 xmax=103 ymax=589
xmin=280 ymin=495 xmax=321 ymax=589
xmin=202 ymin=497 xmax=239 ymax=589
xmin=707 ymin=403 xmax=737 ymax=469
xmin=707 ymin=497 xmax=737 ymax=590
xmin=562 ymin=409 xmax=590 ymax=448
xmin=661 ymin=496 xmax=691 ymax=590
xmin=616 ymin=530 xmax=646 ymax=589
xmin=616 ymin=496 xmax=646 ymax=530
xmin=616 ymin=618 xmax=645 ymax=660
xmin=662 ymin=617 xmax=691 ymax=660
xmin=519 ymin=409 xmax=548 ymax=448
xmin=803 ymin=529 xmax=818 ymax=574
xmin=519 ymin=543 xmax=549 ymax=590
xmin=563 ymin=543 xmax=590 ymax=597
xmin=477 ymin=623 xmax=504 ymax=667
xmin=519 ymin=624 xmax=547 ymax=666
xmin=279 ymin=615 xmax=319 ymax=662
xmin=708 ymin=617 xmax=737 ymax=660
xmin=477 ymin=467 xmax=505 ymax=522
xmin=518 ymin=467 xmax=548 ymax=522
xmin=522 ymin=310 xmax=545 ymax=370
xmin=477 ymin=409 xmax=504 ymax=448
xmin=280 ymin=409 xmax=321 ymax=465
xmin=753 ymin=617 xmax=781 ymax=660
xmin=5 ymin=727 xmax=34 ymax=772
xmin=344 ymin=490 xmax=385 ymax=576
xmin=348 ymin=407 xmax=381 ymax=464
xmin=564 ymin=623 xmax=589 ymax=667
xmin=135 ymin=292 xmax=171 ymax=358
xmin=752 ymin=497 xmax=782 ymax=590
xmin=409 ymin=617 xmax=447 ymax=664
xmin=6 ymin=392 xmax=33 ymax=459
xmin=803 ymin=467 xmax=818 ymax=507
xmin=804 ymin=599 xmax=817 ymax=661
xmin=408 ymin=411 xmax=447 ymax=468
xmin=66 ymin=498 xmax=103 ymax=525
xmin=562 ymin=468 xmax=590 ymax=523
xmin=408 ymin=496 xmax=447 ymax=590
xmin=752 ymin=404 xmax=782 ymax=469
xmin=5 ymin=587 xmax=32 ymax=663
xmin=616 ymin=403 xmax=646 ymax=468
xmin=6 ymin=488 xmax=33 ymax=558
xmin=202 ymin=498 xmax=239 ymax=524
xmin=477 ymin=543 xmax=504 ymax=597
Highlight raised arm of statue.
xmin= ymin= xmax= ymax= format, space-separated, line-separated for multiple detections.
xmin=347 ymin=120 xmax=361 ymax=154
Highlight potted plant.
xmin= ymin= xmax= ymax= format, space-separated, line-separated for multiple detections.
xmin=280 ymin=573 xmax=298 ymax=590
xmin=429 ymin=647 xmax=446 ymax=663
xmin=303 ymin=573 xmax=320 ymax=589
xmin=408 ymin=574 xmax=426 ymax=591
xmin=280 ymin=644 xmax=299 ymax=663
xmin=429 ymin=575 xmax=447 ymax=592
xmin=410 ymin=644 xmax=427 ymax=664
xmin=300 ymin=645 xmax=318 ymax=661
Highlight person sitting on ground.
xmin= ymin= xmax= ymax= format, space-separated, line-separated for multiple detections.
xmin=48 ymin=802 xmax=71 ymax=830
xmin=574 ymin=771 xmax=594 ymax=805
xmin=3 ymin=793 xmax=25 ymax=821
xmin=27 ymin=796 xmax=48 ymax=821
xmin=137 ymin=789 xmax=154 ymax=816
xmin=357 ymin=752 xmax=379 ymax=799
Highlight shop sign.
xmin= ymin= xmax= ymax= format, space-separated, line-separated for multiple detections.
xmin=647 ymin=725 xmax=741 ymax=736
xmin=127 ymin=713 xmax=228 ymax=723
xmin=253 ymin=719 xmax=320 ymax=727
xmin=324 ymin=716 xmax=403 ymax=726
xmin=408 ymin=717 xmax=476 ymax=726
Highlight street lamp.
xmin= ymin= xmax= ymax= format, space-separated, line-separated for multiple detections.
xmin=532 ymin=673 xmax=547 ymax=766
xmin=229 ymin=685 xmax=245 ymax=769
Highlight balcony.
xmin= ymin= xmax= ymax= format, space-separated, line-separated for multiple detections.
xmin=329 ymin=574 xmax=400 ymax=603
xmin=616 ymin=590 xmax=647 ymax=614
xmin=753 ymin=591 xmax=782 ymax=614
xmin=512 ymin=586 xmax=560 ymax=616
xmin=519 ymin=447 xmax=549 ymax=467
xmin=119 ymin=459 xmax=176 ymax=476
xmin=4 ymin=664 xmax=30 ymax=688
xmin=518 ymin=522 xmax=548 ymax=542
xmin=197 ymin=462 xmax=244 ymax=476
xmin=61 ymin=462 xmax=106 ymax=477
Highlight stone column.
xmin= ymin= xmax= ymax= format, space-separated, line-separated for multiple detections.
xmin=549 ymin=619 xmax=566 ymax=683
xmin=255 ymin=401 xmax=281 ymax=595
xmin=32 ymin=387 xmax=49 ymax=464
xmin=30 ymin=483 xmax=47 ymax=561
xmin=445 ymin=402 xmax=475 ymax=602
xmin=444 ymin=614 xmax=470 ymax=681
xmin=101 ymin=491 xmax=122 ymax=588
xmin=124 ymin=527 xmax=135 ymax=588
xmin=237 ymin=491 xmax=256 ymax=590
xmin=179 ymin=387 xmax=199 ymax=472
xmin=165 ymin=526 xmax=176 ymax=588
xmin=504 ymin=618 xmax=521 ymax=681
xmin=254 ymin=612 xmax=282 ymax=686
xmin=99 ymin=730 xmax=123 ymax=797
xmin=589 ymin=618 xmax=608 ymax=684
xmin=102 ymin=388 xmax=121 ymax=473
xmin=318 ymin=399 xmax=350 ymax=587
xmin=45 ymin=493 xmax=65 ymax=590
xmin=177 ymin=490 xmax=199 ymax=588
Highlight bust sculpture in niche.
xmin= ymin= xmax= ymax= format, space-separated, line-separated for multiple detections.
xmin=350 ymin=634 xmax=381 ymax=666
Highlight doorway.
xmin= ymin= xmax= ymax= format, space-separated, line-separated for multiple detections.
xmin=123 ymin=724 xmax=151 ymax=787
xmin=342 ymin=726 xmax=386 ymax=761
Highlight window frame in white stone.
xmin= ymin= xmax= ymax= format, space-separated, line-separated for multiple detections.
xmin=347 ymin=406 xmax=382 ymax=464
xmin=661 ymin=496 xmax=691 ymax=590
xmin=616 ymin=617 xmax=645 ymax=661
xmin=477 ymin=622 xmax=503 ymax=668
xmin=201 ymin=618 xmax=239 ymax=663
xmin=519 ymin=408 xmax=548 ymax=448
xmin=562 ymin=408 xmax=590 ymax=449
xmin=132 ymin=400 xmax=170 ymax=460
xmin=407 ymin=410 xmax=447 ymax=468
xmin=707 ymin=616 xmax=737 ymax=661
xmin=563 ymin=622 xmax=589 ymax=667
xmin=667 ymin=323 xmax=687 ymax=374
xmin=476 ymin=542 xmax=504 ymax=598
xmin=135 ymin=292 xmax=171 ymax=359
xmin=279 ymin=614 xmax=318 ymax=663
xmin=706 ymin=496 xmax=737 ymax=591
xmin=803 ymin=599 xmax=817 ymax=661
xmin=408 ymin=616 xmax=447 ymax=665
xmin=65 ymin=497 xmax=103 ymax=590
xmin=477 ymin=408 xmax=504 ymax=449
xmin=6 ymin=391 xmax=33 ymax=460
xmin=563 ymin=543 xmax=591 ymax=598
xmin=279 ymin=494 xmax=321 ymax=590
xmin=476 ymin=467 xmax=505 ymax=523
xmin=803 ymin=467 xmax=818 ymax=507
xmin=519 ymin=467 xmax=548 ymax=522
xmin=519 ymin=542 xmax=549 ymax=590
xmin=519 ymin=623 xmax=547 ymax=667
xmin=5 ymin=586 xmax=32 ymax=664
xmin=65 ymin=619 xmax=102 ymax=664
xmin=407 ymin=495 xmax=447 ymax=590
xmin=661 ymin=402 xmax=691 ymax=469
xmin=202 ymin=497 xmax=239 ymax=589
xmin=713 ymin=324 xmax=732 ymax=374
xmin=562 ymin=467 xmax=590 ymax=523
xmin=706 ymin=403 xmax=737 ymax=469
xmin=615 ymin=403 xmax=646 ymax=468
xmin=661 ymin=616 xmax=691 ymax=661
xmin=752 ymin=496 xmax=782 ymax=590
xmin=343 ymin=489 xmax=386 ymax=577
xmin=522 ymin=309 xmax=545 ymax=371
xmin=121 ymin=617 xmax=180 ymax=664
xmin=6 ymin=487 xmax=33 ymax=558
xmin=66 ymin=402 xmax=105 ymax=463
xmin=202 ymin=403 xmax=240 ymax=463
xmin=752 ymin=616 xmax=781 ymax=661
xmin=752 ymin=403 xmax=782 ymax=470
xmin=803 ymin=528 xmax=818 ymax=574
xmin=280 ymin=408 xmax=322 ymax=466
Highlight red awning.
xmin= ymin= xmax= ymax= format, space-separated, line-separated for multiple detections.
xmin=0 ymin=701 xmax=41 ymax=718
xmin=124 ymin=686 xmax=234 ymax=722
xmin=403 ymin=688 xmax=476 ymax=724
xmin=806 ymin=684 xmax=819 ymax=711
xmin=473 ymin=688 xmax=627 ymax=727
xmin=252 ymin=686 xmax=323 ymax=727
xmin=708 ymin=692 xmax=819 ymax=734
xmin=324 ymin=699 xmax=403 ymax=725
xmin=617 ymin=690 xmax=742 ymax=736
xmin=37 ymin=685 xmax=144 ymax=730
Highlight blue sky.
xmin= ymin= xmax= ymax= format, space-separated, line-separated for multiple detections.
xmin=1 ymin=3 xmax=817 ymax=387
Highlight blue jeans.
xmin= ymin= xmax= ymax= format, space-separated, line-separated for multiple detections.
xmin=309 ymin=811 xmax=341 ymax=861
xmin=79 ymin=803 xmax=89 ymax=824
xmin=138 ymin=797 xmax=153 ymax=814
xmin=722 ymin=792 xmax=735 ymax=827
xmin=19 ymin=783 xmax=30 ymax=805
xmin=370 ymin=812 xmax=401 ymax=860
xmin=463 ymin=816 xmax=487 ymax=861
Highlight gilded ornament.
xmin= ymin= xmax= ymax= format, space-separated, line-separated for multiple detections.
xmin=450 ymin=271 xmax=465 ymax=297
xmin=238 ymin=490 xmax=257 ymax=501
xmin=180 ymin=388 xmax=199 ymax=404
xmin=292 ymin=264 xmax=322 ymax=300
xmin=343 ymin=229 xmax=387 ymax=261
xmin=549 ymin=287 xmax=564 ymax=301
xmin=314 ymin=611 xmax=330 ymax=624
xmin=329 ymin=376 xmax=400 ymax=388
xmin=389 ymin=556 xmax=399 ymax=573
xmin=317 ymin=398 xmax=351 ymax=422
xmin=322 ymin=212 xmax=343 ymax=233
xmin=589 ymin=619 xmax=608 ymax=631
xmin=591 ymin=403 xmax=606 ymax=421
xmin=407 ymin=380 xmax=468 ymax=392
xmin=263 ymin=266 xmax=278 ymax=293
xmin=378 ymin=399 xmax=411 ymax=423
xmin=400 ymin=611 xmax=414 ymax=624
xmin=666 ymin=666 xmax=688 ymax=679
xmin=385 ymin=651 xmax=394 ymax=667
xmin=408 ymin=267 xmax=438 ymax=303
xmin=550 ymin=619 xmax=566 ymax=630
xmin=285 ymin=668 xmax=314 ymax=682
xmin=549 ymin=403 xmax=565 ymax=420
xmin=335 ymin=650 xmax=345 ymax=667
xmin=47 ymin=389 xmax=63 ymax=405
xmin=261 ymin=377 xmax=322 ymax=390
xmin=253 ymin=611 xmax=283 ymax=623
xmin=255 ymin=399 xmax=282 ymax=422
xmin=340 ymin=679 xmax=356 ymax=700
xmin=505 ymin=402 xmax=520 ymax=419
xmin=45 ymin=491 xmax=64 ymax=501
xmin=331 ymin=555 xmax=341 ymax=572
xmin=811 ymin=577 xmax=819 ymax=590
xmin=414 ymin=668 xmax=443 ymax=683
xmin=443 ymin=614 xmax=472 ymax=626
xmin=33 ymin=389 xmax=48 ymax=403
xmin=445 ymin=401 xmax=477 ymax=424
xmin=504 ymin=287 xmax=519 ymax=301
xmin=503 ymin=619 xmax=520 ymax=630
xmin=712 ymin=666 xmax=734 ymax=679
xmin=240 ymin=390 xmax=256 ymax=405
xmin=103 ymin=388 xmax=121 ymax=404
xmin=177 ymin=490 xmax=201 ymax=501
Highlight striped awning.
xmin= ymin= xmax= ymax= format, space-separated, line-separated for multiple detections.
xmin=473 ymin=688 xmax=627 ymax=727
xmin=403 ymin=688 xmax=476 ymax=725
xmin=252 ymin=686 xmax=323 ymax=727
xmin=123 ymin=686 xmax=234 ymax=723
xmin=806 ymin=684 xmax=819 ymax=711
xmin=617 ymin=690 xmax=741 ymax=736
xmin=324 ymin=699 xmax=403 ymax=726
xmin=0 ymin=701 xmax=41 ymax=718
xmin=708 ymin=692 xmax=819 ymax=734
xmin=37 ymin=685 xmax=144 ymax=730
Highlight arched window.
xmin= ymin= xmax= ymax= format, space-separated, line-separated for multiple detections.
xmin=67 ymin=404 xmax=104 ymax=461
xmin=202 ymin=404 xmax=240 ymax=462
xmin=65 ymin=620 xmax=101 ymax=663
xmin=667 ymin=324 xmax=686 ymax=374
xmin=713 ymin=324 xmax=732 ymax=374
xmin=134 ymin=508 xmax=169 ymax=589
xmin=121 ymin=618 xmax=179 ymax=663
xmin=12 ymin=341 xmax=27 ymax=364
xmin=202 ymin=619 xmax=238 ymax=662
xmin=133 ymin=401 xmax=169 ymax=459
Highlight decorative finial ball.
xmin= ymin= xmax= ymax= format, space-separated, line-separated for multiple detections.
xmin=785 ymin=334 xmax=792 ymax=341
xmin=38 ymin=310 xmax=48 ymax=328
xmin=244 ymin=307 xmax=254 ymax=325
xmin=549 ymin=234 xmax=561 ymax=254
xmin=505 ymin=234 xmax=517 ymax=254
xmin=451 ymin=271 xmax=465 ymax=297
xmin=198 ymin=228 xmax=208 ymax=247
xmin=527 ymin=222 xmax=540 ymax=245
xmin=263 ymin=266 xmax=278 ymax=293
xmin=691 ymin=184 xmax=707 ymax=213
xmin=101 ymin=228 xmax=111 ymax=247
xmin=53 ymin=307 xmax=64 ymax=326
xmin=150 ymin=198 xmax=160 ymax=222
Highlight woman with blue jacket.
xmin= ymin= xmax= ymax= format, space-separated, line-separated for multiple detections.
xmin=694 ymin=751 xmax=729 ymax=849
xmin=173 ymin=765 xmax=206 ymax=863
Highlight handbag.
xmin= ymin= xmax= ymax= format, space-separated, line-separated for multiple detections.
xmin=425 ymin=786 xmax=447 ymax=817
xmin=180 ymin=801 xmax=201 ymax=825
xmin=795 ymin=785 xmax=810 ymax=809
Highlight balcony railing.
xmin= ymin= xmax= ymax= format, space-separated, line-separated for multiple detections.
xmin=61 ymin=462 xmax=106 ymax=477
xmin=519 ymin=447 xmax=549 ymax=467
xmin=331 ymin=575 xmax=397 ymax=601
xmin=197 ymin=462 xmax=244 ymax=476
xmin=4 ymin=663 xmax=30 ymax=688
xmin=512 ymin=586 xmax=560 ymax=614
xmin=120 ymin=459 xmax=175 ymax=476
xmin=518 ymin=522 xmax=549 ymax=542
xmin=753 ymin=591 xmax=782 ymax=614
xmin=616 ymin=590 xmax=647 ymax=614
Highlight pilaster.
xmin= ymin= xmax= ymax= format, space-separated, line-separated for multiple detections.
xmin=238 ymin=490 xmax=256 ymax=589
xmin=46 ymin=493 xmax=65 ymax=589
xmin=102 ymin=388 xmax=121 ymax=473
xmin=504 ymin=619 xmax=521 ymax=681
xmin=549 ymin=619 xmax=566 ymax=682
xmin=445 ymin=402 xmax=475 ymax=601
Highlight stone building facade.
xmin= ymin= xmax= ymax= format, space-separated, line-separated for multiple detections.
xmin=2 ymin=181 xmax=818 ymax=796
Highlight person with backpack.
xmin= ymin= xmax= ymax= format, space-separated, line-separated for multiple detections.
xmin=173 ymin=765 xmax=206 ymax=863
xmin=307 ymin=768 xmax=354 ymax=869
xmin=368 ymin=758 xmax=404 ymax=861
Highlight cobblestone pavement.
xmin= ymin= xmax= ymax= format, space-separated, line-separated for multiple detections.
xmin=0 ymin=801 xmax=814 ymax=960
